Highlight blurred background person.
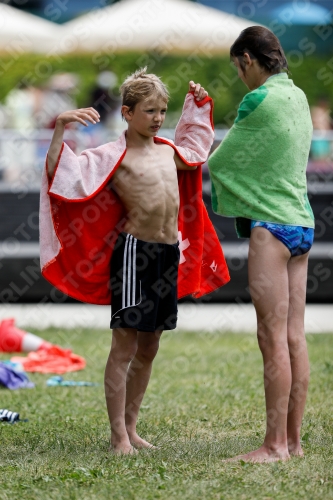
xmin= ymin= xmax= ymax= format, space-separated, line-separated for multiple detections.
xmin=83 ymin=71 xmax=122 ymax=145
xmin=1 ymin=82 xmax=42 ymax=182
xmin=311 ymin=96 xmax=332 ymax=131
xmin=90 ymin=71 xmax=121 ymax=127
xmin=34 ymin=73 xmax=81 ymax=158
xmin=38 ymin=73 xmax=80 ymax=129
xmin=310 ymin=96 xmax=332 ymax=161
xmin=4 ymin=82 xmax=41 ymax=130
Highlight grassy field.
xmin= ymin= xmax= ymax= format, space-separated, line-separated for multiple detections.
xmin=0 ymin=328 xmax=332 ymax=500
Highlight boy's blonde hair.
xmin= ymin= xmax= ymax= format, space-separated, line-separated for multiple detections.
xmin=120 ymin=67 xmax=169 ymax=115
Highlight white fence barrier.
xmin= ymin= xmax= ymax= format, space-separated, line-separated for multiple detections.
xmin=0 ymin=128 xmax=332 ymax=188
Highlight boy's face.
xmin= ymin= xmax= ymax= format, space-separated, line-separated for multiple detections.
xmin=122 ymin=95 xmax=168 ymax=136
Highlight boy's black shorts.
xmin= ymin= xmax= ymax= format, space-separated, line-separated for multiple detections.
xmin=110 ymin=232 xmax=180 ymax=332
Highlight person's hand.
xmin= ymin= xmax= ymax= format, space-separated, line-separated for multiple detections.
xmin=189 ymin=81 xmax=208 ymax=101
xmin=56 ymin=108 xmax=100 ymax=127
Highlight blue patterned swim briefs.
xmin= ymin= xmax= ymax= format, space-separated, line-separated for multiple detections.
xmin=250 ymin=220 xmax=314 ymax=257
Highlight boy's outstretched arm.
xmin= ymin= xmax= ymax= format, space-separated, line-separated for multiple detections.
xmin=47 ymin=108 xmax=100 ymax=178
xmin=174 ymin=81 xmax=213 ymax=169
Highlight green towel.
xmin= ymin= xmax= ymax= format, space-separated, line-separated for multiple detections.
xmin=208 ymin=73 xmax=314 ymax=238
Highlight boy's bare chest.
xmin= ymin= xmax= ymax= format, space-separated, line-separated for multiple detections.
xmin=114 ymin=146 xmax=177 ymax=189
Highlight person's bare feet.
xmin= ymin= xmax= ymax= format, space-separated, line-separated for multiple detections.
xmin=109 ymin=441 xmax=138 ymax=455
xmin=288 ymin=445 xmax=304 ymax=457
xmin=128 ymin=433 xmax=157 ymax=450
xmin=224 ymin=445 xmax=290 ymax=463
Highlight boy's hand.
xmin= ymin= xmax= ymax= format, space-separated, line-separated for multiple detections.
xmin=189 ymin=81 xmax=208 ymax=101
xmin=47 ymin=108 xmax=100 ymax=178
xmin=56 ymin=108 xmax=100 ymax=127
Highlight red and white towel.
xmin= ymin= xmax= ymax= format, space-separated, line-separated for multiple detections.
xmin=40 ymin=93 xmax=230 ymax=304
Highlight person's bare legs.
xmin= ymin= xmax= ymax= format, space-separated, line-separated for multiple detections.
xmin=104 ymin=327 xmax=138 ymax=454
xmin=229 ymin=227 xmax=292 ymax=463
xmin=125 ymin=330 xmax=162 ymax=449
xmin=286 ymin=253 xmax=310 ymax=456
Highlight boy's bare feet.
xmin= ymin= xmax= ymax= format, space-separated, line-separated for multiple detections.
xmin=288 ymin=445 xmax=304 ymax=457
xmin=225 ymin=445 xmax=290 ymax=463
xmin=128 ymin=433 xmax=157 ymax=450
xmin=109 ymin=441 xmax=138 ymax=455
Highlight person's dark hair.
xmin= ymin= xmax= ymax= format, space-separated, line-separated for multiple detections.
xmin=230 ymin=26 xmax=289 ymax=75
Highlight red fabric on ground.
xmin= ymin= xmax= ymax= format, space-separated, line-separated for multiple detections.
xmin=11 ymin=345 xmax=86 ymax=374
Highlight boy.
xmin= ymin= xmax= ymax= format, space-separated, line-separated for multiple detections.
xmin=41 ymin=68 xmax=229 ymax=454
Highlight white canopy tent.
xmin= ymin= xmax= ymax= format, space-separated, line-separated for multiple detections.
xmin=60 ymin=0 xmax=256 ymax=54
xmin=0 ymin=4 xmax=61 ymax=54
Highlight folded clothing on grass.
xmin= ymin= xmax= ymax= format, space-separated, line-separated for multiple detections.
xmin=0 ymin=362 xmax=34 ymax=390
xmin=11 ymin=345 xmax=86 ymax=374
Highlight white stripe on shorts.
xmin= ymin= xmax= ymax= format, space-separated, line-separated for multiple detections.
xmin=111 ymin=234 xmax=141 ymax=322
xmin=122 ymin=234 xmax=138 ymax=308
xmin=132 ymin=238 xmax=137 ymax=306
xmin=122 ymin=234 xmax=130 ymax=309
xmin=127 ymin=235 xmax=133 ymax=307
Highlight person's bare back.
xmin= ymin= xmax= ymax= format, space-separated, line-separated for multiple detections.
xmin=112 ymin=142 xmax=179 ymax=244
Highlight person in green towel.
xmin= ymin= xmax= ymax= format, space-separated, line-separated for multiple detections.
xmin=208 ymin=26 xmax=315 ymax=463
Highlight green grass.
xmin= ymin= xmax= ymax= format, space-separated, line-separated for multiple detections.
xmin=0 ymin=329 xmax=333 ymax=500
